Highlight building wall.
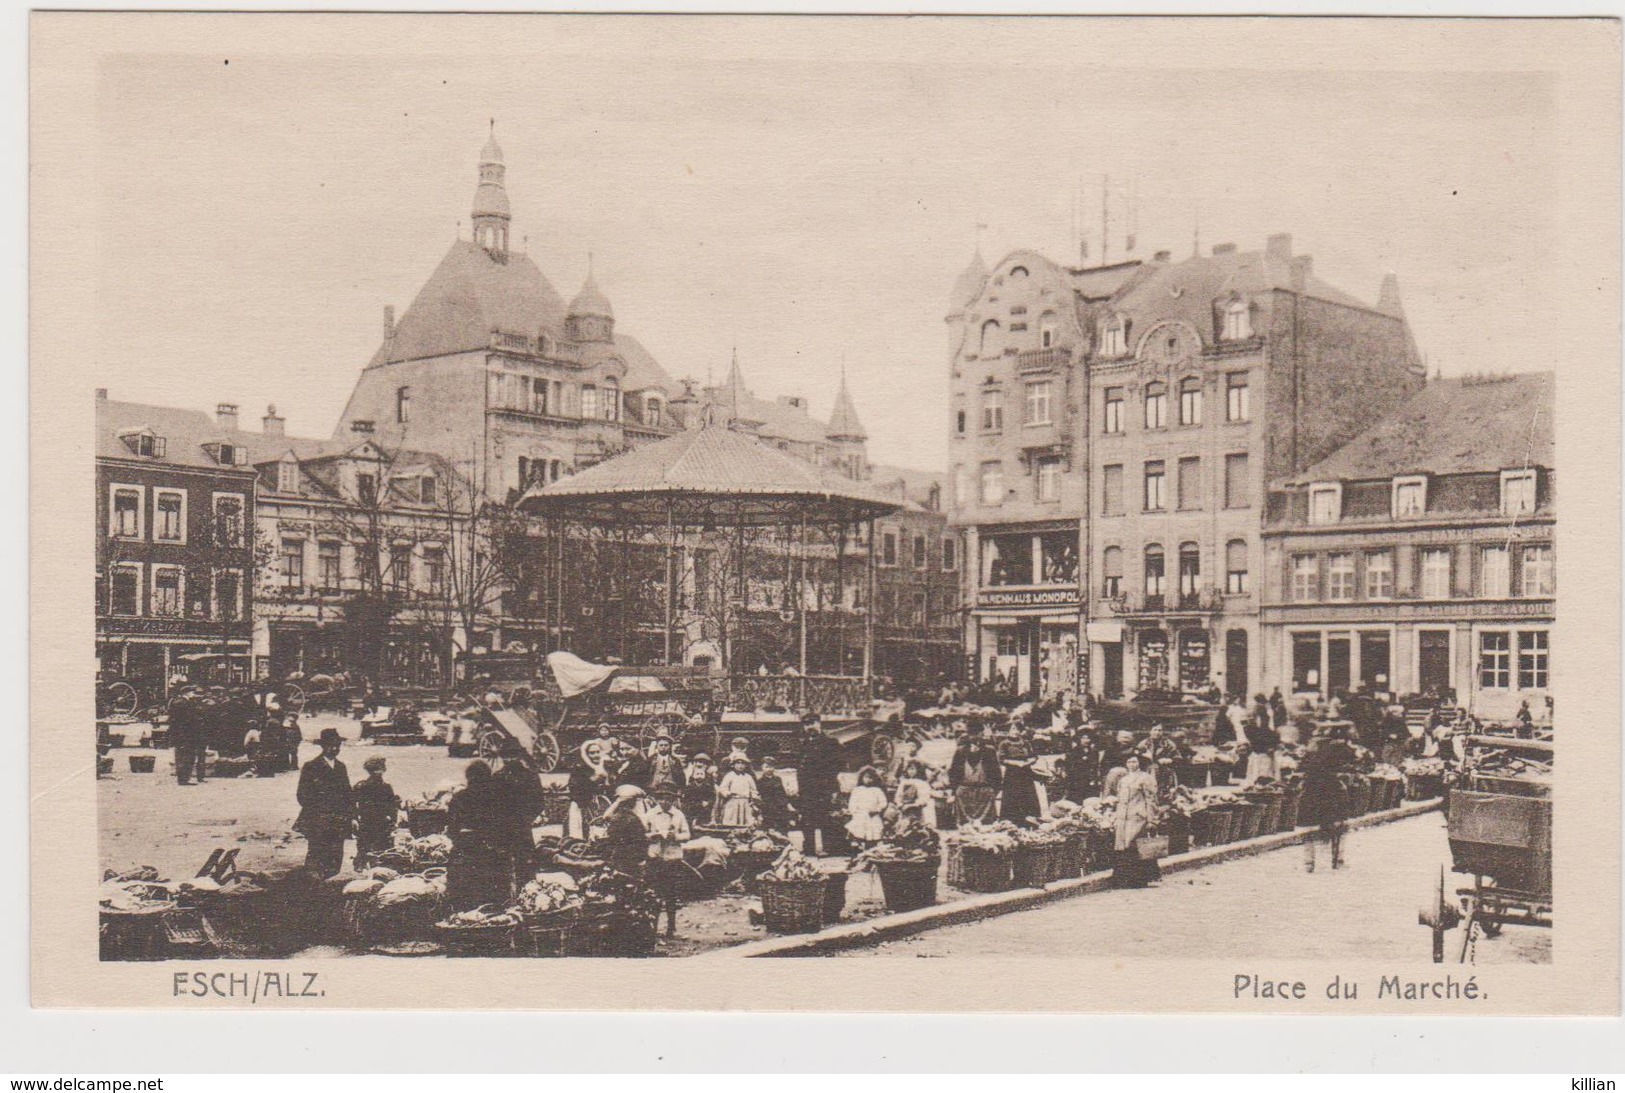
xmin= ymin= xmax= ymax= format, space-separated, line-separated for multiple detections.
xmin=339 ymin=351 xmax=490 ymax=468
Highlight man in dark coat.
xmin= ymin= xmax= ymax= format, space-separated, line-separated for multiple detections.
xmin=1062 ymin=728 xmax=1100 ymax=803
xmin=646 ymin=735 xmax=686 ymax=793
xmin=494 ymin=740 xmax=545 ymax=884
xmin=1299 ymin=725 xmax=1357 ymax=872
xmin=295 ymin=728 xmax=354 ymax=878
xmin=794 ymin=713 xmax=846 ymax=856
xmin=167 ymin=688 xmax=202 ymax=785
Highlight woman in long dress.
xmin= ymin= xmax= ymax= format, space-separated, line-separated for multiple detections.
xmin=997 ymin=738 xmax=1045 ymax=826
xmin=844 ymin=767 xmax=889 ymax=847
xmin=716 ymin=757 xmax=760 ymax=828
xmin=1111 ymin=755 xmax=1162 ymax=888
xmin=446 ymin=760 xmax=513 ymax=912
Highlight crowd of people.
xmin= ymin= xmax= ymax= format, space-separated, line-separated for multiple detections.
xmin=163 ymin=684 xmax=303 ymax=785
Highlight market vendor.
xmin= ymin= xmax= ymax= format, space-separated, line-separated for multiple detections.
xmin=948 ymin=725 xmax=1001 ymax=825
xmin=600 ymin=785 xmax=649 ymax=877
xmin=682 ymin=753 xmax=718 ymax=826
xmin=1111 ymin=754 xmax=1162 ymax=888
xmin=795 ymin=713 xmax=847 ymax=856
xmin=446 ymin=760 xmax=513 ymax=911
xmin=998 ymin=738 xmax=1047 ymax=826
xmin=1134 ymin=724 xmax=1184 ymax=797
xmin=644 ymin=784 xmax=690 ymax=938
xmin=351 ymin=755 xmax=399 ymax=870
xmin=494 ymin=738 xmax=546 ymax=884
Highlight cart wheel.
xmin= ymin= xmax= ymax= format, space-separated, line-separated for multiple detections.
xmin=870 ymin=733 xmax=896 ymax=768
xmin=531 ymin=729 xmax=562 ymax=773
xmin=107 ymin=682 xmax=138 ymax=719
xmin=282 ymin=684 xmax=307 ymax=714
xmin=477 ymin=730 xmax=506 ymax=762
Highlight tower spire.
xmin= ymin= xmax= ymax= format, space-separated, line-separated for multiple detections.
xmin=472 ymin=122 xmax=510 ymax=256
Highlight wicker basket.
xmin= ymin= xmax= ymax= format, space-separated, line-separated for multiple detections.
xmin=433 ymin=920 xmax=518 ymax=957
xmin=875 ymin=859 xmax=939 ymax=912
xmin=1190 ymin=806 xmax=1231 ymax=847
xmin=570 ymin=906 xmax=657 ymax=957
xmin=519 ymin=908 xmax=581 ymax=958
xmin=1243 ymin=791 xmax=1284 ymax=834
xmin=1234 ymin=802 xmax=1264 ymax=841
xmin=128 ymin=755 xmax=156 ymax=774
xmin=946 ymin=843 xmax=1013 ymax=893
xmin=1011 ymin=841 xmax=1068 ymax=887
xmin=1278 ymin=789 xmax=1302 ymax=831
xmin=1407 ymin=773 xmax=1443 ymax=800
xmin=99 ymin=905 xmax=176 ymax=961
xmin=760 ymin=877 xmax=826 ymax=935
xmin=820 ymin=870 xmax=849 ymax=923
xmin=407 ymin=807 xmax=450 ymax=838
xmin=729 ymin=850 xmax=780 ymax=892
xmin=194 ymin=887 xmax=281 ymax=958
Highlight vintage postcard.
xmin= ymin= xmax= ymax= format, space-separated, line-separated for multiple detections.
xmin=30 ymin=13 xmax=1620 ymax=1013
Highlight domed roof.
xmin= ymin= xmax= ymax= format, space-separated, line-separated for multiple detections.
xmin=949 ymin=247 xmax=989 ymax=313
xmin=569 ymin=265 xmax=613 ymax=320
xmin=472 ymin=181 xmax=510 ymax=219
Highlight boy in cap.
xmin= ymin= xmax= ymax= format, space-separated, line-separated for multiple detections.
xmin=352 ymin=755 xmax=399 ymax=870
xmin=644 ymin=784 xmax=691 ymax=938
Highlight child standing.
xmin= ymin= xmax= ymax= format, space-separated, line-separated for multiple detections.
xmin=756 ymin=756 xmax=792 ymax=833
xmin=716 ymin=756 xmax=761 ymax=828
xmin=352 ymin=755 xmax=399 ymax=870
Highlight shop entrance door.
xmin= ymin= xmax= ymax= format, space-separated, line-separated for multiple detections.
xmin=1418 ymin=629 xmax=1452 ymax=695
xmin=1102 ymin=642 xmax=1124 ymax=699
xmin=1327 ymin=636 xmax=1351 ymax=696
xmin=1225 ymin=629 xmax=1249 ymax=700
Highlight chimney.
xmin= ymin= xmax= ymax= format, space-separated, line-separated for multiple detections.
xmin=215 ymin=403 xmax=239 ymax=430
xmin=383 ymin=305 xmax=395 ymax=341
xmin=262 ymin=403 xmax=285 ymax=437
xmin=1212 ymin=243 xmax=1237 ymax=256
xmin=351 ymin=419 xmax=375 ymax=435
xmin=1289 ymin=254 xmax=1313 ymax=292
xmin=1377 ymin=272 xmax=1404 ymax=316
xmin=95 ymin=387 xmax=108 ymax=400
xmin=1153 ymin=250 xmax=1171 ymax=262
xmin=1265 ymin=233 xmax=1293 ymax=263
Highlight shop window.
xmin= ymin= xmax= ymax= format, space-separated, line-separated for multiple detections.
xmin=983 ymin=534 xmax=1032 ymax=587
xmin=1292 ymin=633 xmax=1323 ymax=692
xmin=1040 ymin=533 xmax=1078 ymax=585
xmin=1419 ymin=548 xmax=1452 ymax=600
xmin=1478 ymin=631 xmax=1511 ymax=690
xmin=1290 ymin=554 xmax=1318 ymax=603
xmin=1520 ymin=545 xmax=1554 ymax=596
xmin=1479 ymin=545 xmax=1510 ymax=598
xmin=1101 ymin=546 xmax=1122 ymax=598
xmin=1103 ymin=388 xmax=1124 ymax=433
xmin=1178 ymin=378 xmax=1203 ymax=426
xmin=1327 ymin=553 xmax=1355 ymax=601
xmin=1225 ymin=539 xmax=1248 ymax=594
xmin=1143 ymin=382 xmax=1167 ymax=429
xmin=1518 ymin=631 xmax=1549 ymax=689
xmin=1365 ymin=550 xmax=1394 ymax=599
xmin=1226 ymin=372 xmax=1250 ymax=422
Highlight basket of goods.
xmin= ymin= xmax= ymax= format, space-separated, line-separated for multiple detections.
xmin=1233 ymin=800 xmax=1265 ymax=841
xmin=713 ymin=828 xmax=789 ymax=892
xmin=1340 ymin=773 xmax=1370 ymax=817
xmin=128 ymin=755 xmax=157 ymax=774
xmin=360 ymin=869 xmax=448 ymax=949
xmin=99 ymin=874 xmax=178 ymax=961
xmin=944 ymin=822 xmax=1020 ymax=893
xmin=571 ymin=868 xmax=662 ymax=957
xmin=406 ymin=786 xmax=455 ymax=837
xmin=184 ymin=871 xmax=272 ymax=957
xmin=513 ymin=873 xmax=586 ymax=957
xmin=538 ymin=836 xmax=607 ymax=879
xmin=819 ymin=867 xmax=849 ymax=924
xmin=1010 ymin=828 xmax=1070 ymax=888
xmin=434 ymin=905 xmax=522 ymax=956
xmin=373 ymin=830 xmax=455 ymax=873
xmin=1134 ymin=832 xmax=1170 ymax=861
xmin=1187 ymin=790 xmax=1241 ymax=846
xmin=853 ymin=843 xmax=940 ymax=913
xmin=1401 ymin=757 xmax=1446 ymax=800
xmin=1372 ymin=765 xmax=1406 ymax=810
xmin=757 ymin=849 xmax=829 ymax=935
xmin=1241 ymin=784 xmax=1285 ymax=834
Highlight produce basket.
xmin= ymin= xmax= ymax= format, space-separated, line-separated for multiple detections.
xmin=1062 ymin=832 xmax=1090 ymax=876
xmin=570 ymin=907 xmax=657 ymax=957
xmin=1277 ymin=789 xmax=1302 ymax=831
xmin=875 ymin=859 xmax=939 ymax=912
xmin=1349 ymin=776 xmax=1372 ymax=816
xmin=1407 ymin=773 xmax=1444 ymax=800
xmin=760 ymin=877 xmax=826 ymax=935
xmin=1384 ymin=778 xmax=1406 ymax=809
xmin=1011 ymin=841 xmax=1068 ymax=888
xmin=946 ymin=843 xmax=1012 ymax=893
xmin=520 ymin=907 xmax=581 ymax=958
xmin=99 ymin=905 xmax=175 ymax=961
xmin=1233 ymin=801 xmax=1264 ymax=841
xmin=1191 ymin=805 xmax=1234 ymax=847
xmin=1087 ymin=828 xmax=1117 ymax=872
xmin=820 ymin=870 xmax=849 ymax=923
xmin=192 ymin=885 xmax=280 ymax=958
xmin=433 ymin=920 xmax=518 ymax=957
xmin=406 ymin=807 xmax=450 ymax=838
xmin=128 ymin=755 xmax=156 ymax=774
xmin=1242 ymin=791 xmax=1284 ymax=834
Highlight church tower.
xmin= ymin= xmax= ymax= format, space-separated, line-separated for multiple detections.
xmin=566 ymin=257 xmax=615 ymax=343
xmin=471 ymin=122 xmax=510 ymax=257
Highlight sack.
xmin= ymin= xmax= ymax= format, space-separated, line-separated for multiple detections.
xmin=1134 ymin=835 xmax=1169 ymax=861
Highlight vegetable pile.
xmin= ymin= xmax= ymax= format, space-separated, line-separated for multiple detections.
xmin=514 ymin=874 xmax=585 ymax=917
xmin=1401 ymin=756 xmax=1447 ymax=777
xmin=99 ymin=878 xmax=175 ymax=913
xmin=375 ymin=831 xmax=454 ymax=871
xmin=760 ymin=848 xmax=825 ymax=883
xmin=441 ymin=905 xmax=522 ymax=929
xmin=410 ymin=785 xmax=457 ymax=810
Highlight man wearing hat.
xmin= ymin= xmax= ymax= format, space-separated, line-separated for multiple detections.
xmin=794 ymin=712 xmax=847 ymax=856
xmin=647 ymin=733 xmax=685 ymax=793
xmin=644 ymin=784 xmax=691 ymax=938
xmin=295 ymin=728 xmax=354 ymax=877
xmin=601 ymin=785 xmax=649 ymax=877
xmin=352 ymin=755 xmax=399 ymax=870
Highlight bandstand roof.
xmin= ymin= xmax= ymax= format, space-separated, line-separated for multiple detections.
xmin=517 ymin=422 xmax=902 ymax=526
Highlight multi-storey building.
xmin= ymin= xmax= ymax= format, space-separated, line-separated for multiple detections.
xmin=96 ymin=392 xmax=259 ymax=693
xmin=1260 ymin=372 xmax=1554 ymax=718
xmin=946 ymin=234 xmax=1427 ymax=702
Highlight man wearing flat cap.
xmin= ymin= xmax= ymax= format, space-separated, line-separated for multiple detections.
xmin=647 ymin=733 xmax=686 ymax=793
xmin=295 ymin=727 xmax=354 ymax=877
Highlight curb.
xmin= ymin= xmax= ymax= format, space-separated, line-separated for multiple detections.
xmin=705 ymin=797 xmax=1444 ymax=958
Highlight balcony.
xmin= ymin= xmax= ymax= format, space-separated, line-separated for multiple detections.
xmin=1017 ymin=346 xmax=1070 ymax=373
xmin=1105 ymin=588 xmax=1225 ymax=616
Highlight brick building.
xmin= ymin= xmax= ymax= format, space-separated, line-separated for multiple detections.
xmin=96 ymin=392 xmax=259 ymax=695
xmin=946 ymin=234 xmax=1427 ymax=701
xmin=1260 ymin=372 xmax=1554 ymax=718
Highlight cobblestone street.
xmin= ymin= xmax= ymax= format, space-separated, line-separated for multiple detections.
xmin=835 ymin=813 xmax=1551 ymax=964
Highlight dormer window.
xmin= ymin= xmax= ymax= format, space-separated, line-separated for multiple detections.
xmin=645 ymin=395 xmax=663 ymax=427
xmin=1392 ymin=475 xmax=1427 ymax=517
xmin=1099 ymin=317 xmax=1126 ymax=357
xmin=1308 ymin=483 xmax=1342 ymax=525
xmin=1222 ymin=298 xmax=1252 ymax=340
xmin=1038 ymin=311 xmax=1058 ymax=349
xmin=276 ymin=460 xmax=299 ymax=494
xmin=119 ymin=429 xmax=165 ymax=458
xmin=204 ymin=442 xmax=242 ymax=466
xmin=1501 ymin=469 xmax=1537 ymax=515
xmin=601 ymin=378 xmax=620 ymax=422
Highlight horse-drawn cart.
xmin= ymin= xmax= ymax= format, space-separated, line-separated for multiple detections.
xmin=1421 ymin=735 xmax=1552 ymax=962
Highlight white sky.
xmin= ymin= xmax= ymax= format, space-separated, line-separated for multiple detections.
xmin=92 ymin=24 xmax=1557 ymax=471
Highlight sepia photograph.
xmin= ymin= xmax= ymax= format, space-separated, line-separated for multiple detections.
xmin=27 ymin=12 xmax=1619 ymax=1019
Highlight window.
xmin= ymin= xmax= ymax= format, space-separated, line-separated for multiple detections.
xmin=1099 ymin=318 xmax=1125 ymax=356
xmin=979 ymin=462 xmax=1004 ymax=506
xmin=982 ymin=535 xmax=1032 ymax=586
xmin=942 ymin=536 xmax=958 ymax=572
xmin=121 ymin=431 xmax=166 ymax=458
xmin=1224 ymin=452 xmax=1249 ymax=509
xmin=1039 ymin=313 xmax=1058 ymax=348
xmin=216 ymin=443 xmax=239 ymax=466
xmin=979 ymin=320 xmax=1000 ymax=355
xmin=1226 ymin=372 xmax=1250 ymax=422
xmin=1478 ymin=632 xmax=1511 ymax=689
xmin=277 ymin=461 xmax=300 ymax=494
xmin=646 ymin=396 xmax=662 ymax=427
xmin=1101 ymin=546 xmax=1123 ymax=597
xmin=1365 ymin=550 xmax=1394 ymax=599
xmin=216 ymin=571 xmax=241 ymax=623
xmin=981 ymin=389 xmax=1004 ymax=432
xmin=1178 ymin=378 xmax=1203 ymax=426
xmin=151 ymin=567 xmax=181 ymax=617
xmin=1308 ymin=484 xmax=1341 ymax=525
xmin=1225 ymin=539 xmax=1249 ymax=594
xmin=1103 ymin=387 xmax=1125 ymax=434
xmin=602 ymin=379 xmax=620 ymax=422
xmin=1143 ymin=460 xmax=1166 ymax=511
xmin=1177 ymin=542 xmax=1201 ymax=599
xmin=1040 ymin=533 xmax=1078 ymax=584
xmin=213 ymin=495 xmax=243 ymax=547
xmin=1101 ymin=464 xmax=1124 ymax=515
xmin=356 ymin=472 xmax=377 ymax=507
xmin=880 ymin=529 xmax=898 ymax=567
xmin=110 ymin=565 xmax=140 ymax=616
xmin=1291 ymin=554 xmax=1319 ymax=602
xmin=1143 ymin=382 xmax=1167 ymax=429
xmin=1393 ymin=476 xmax=1426 ymax=517
xmin=953 ymin=466 xmax=969 ymax=508
xmin=912 ymin=534 xmax=928 ymax=569
xmin=1479 ymin=545 xmax=1510 ymax=598
xmin=1036 ymin=457 xmax=1061 ymax=502
xmin=111 ymin=487 xmax=141 ymax=538
xmin=396 ymin=386 xmax=411 ymax=424
xmin=389 ymin=545 xmax=412 ymax=592
xmin=318 ymin=542 xmax=342 ymax=591
xmin=1222 ymin=299 xmax=1252 ymax=340
xmin=1176 ymin=456 xmax=1201 ymax=511
xmin=280 ymin=540 xmax=304 ymax=589
xmin=152 ymin=491 xmax=184 ymax=542
xmin=518 ymin=457 xmax=534 ymax=490
xmin=1143 ymin=545 xmax=1166 ymax=598
xmin=955 ymin=408 xmax=966 ymax=435
xmin=424 ymin=547 xmax=446 ymax=594
xmin=1518 ymin=631 xmax=1549 ymax=689
xmin=1520 ymin=545 xmax=1554 ymax=596
xmin=1501 ymin=470 xmax=1537 ymax=516
xmin=1327 ymin=553 xmax=1356 ymax=601
xmin=420 ymin=475 xmax=437 ymax=506
xmin=532 ymin=378 xmax=551 ymax=416
xmin=186 ymin=570 xmax=211 ymax=619
xmin=580 ymin=385 xmax=598 ymax=421
xmin=1024 ymin=381 xmax=1052 ymax=426
xmin=1419 ymin=547 xmax=1452 ymax=600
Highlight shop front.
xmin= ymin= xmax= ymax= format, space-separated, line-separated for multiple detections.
xmin=973 ymin=586 xmax=1081 ymax=701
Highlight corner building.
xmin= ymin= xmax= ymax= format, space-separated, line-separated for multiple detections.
xmin=947 ymin=234 xmax=1426 ymax=702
